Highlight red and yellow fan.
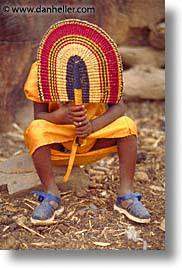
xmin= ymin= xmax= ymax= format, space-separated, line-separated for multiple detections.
xmin=37 ymin=19 xmax=123 ymax=105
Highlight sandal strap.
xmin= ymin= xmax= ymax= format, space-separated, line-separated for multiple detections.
xmin=32 ymin=191 xmax=61 ymax=205
xmin=116 ymin=192 xmax=142 ymax=205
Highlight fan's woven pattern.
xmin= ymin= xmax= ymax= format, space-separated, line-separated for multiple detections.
xmin=37 ymin=19 xmax=123 ymax=103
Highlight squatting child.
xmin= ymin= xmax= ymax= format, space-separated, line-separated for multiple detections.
xmin=24 ymin=62 xmax=150 ymax=225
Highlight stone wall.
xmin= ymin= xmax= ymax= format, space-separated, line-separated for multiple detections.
xmin=0 ymin=0 xmax=165 ymax=131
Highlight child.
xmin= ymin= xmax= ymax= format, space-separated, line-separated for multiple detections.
xmin=24 ymin=61 xmax=150 ymax=225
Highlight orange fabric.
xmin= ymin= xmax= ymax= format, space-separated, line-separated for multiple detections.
xmin=24 ymin=116 xmax=137 ymax=159
xmin=24 ymin=62 xmax=138 ymax=179
xmin=63 ymin=137 xmax=78 ymax=182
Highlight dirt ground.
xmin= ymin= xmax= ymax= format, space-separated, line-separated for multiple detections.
xmin=0 ymin=100 xmax=165 ymax=250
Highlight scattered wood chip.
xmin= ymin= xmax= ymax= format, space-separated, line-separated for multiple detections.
xmin=89 ymin=168 xmax=106 ymax=176
xmin=113 ymin=231 xmax=126 ymax=236
xmin=75 ymin=229 xmax=88 ymax=235
xmin=159 ymin=218 xmax=165 ymax=232
xmin=14 ymin=150 xmax=23 ymax=156
xmin=3 ymin=226 xmax=10 ymax=232
xmin=93 ymin=166 xmax=109 ymax=173
xmin=24 ymin=198 xmax=39 ymax=205
xmin=65 ymin=208 xmax=76 ymax=219
xmin=60 ymin=191 xmax=73 ymax=196
xmin=12 ymin=123 xmax=24 ymax=134
xmin=149 ymin=185 xmax=165 ymax=191
xmin=153 ymin=136 xmax=163 ymax=148
xmin=93 ymin=242 xmax=111 ymax=247
xmin=5 ymin=205 xmax=18 ymax=212
xmin=126 ymin=226 xmax=141 ymax=241
xmin=6 ymin=132 xmax=24 ymax=141
xmin=150 ymin=190 xmax=159 ymax=196
xmin=106 ymin=158 xmax=115 ymax=165
xmin=135 ymin=171 xmax=150 ymax=182
xmin=31 ymin=242 xmax=50 ymax=247
xmin=100 ymin=190 xmax=107 ymax=197
xmin=16 ymin=216 xmax=45 ymax=239
xmin=0 ymin=157 xmax=8 ymax=162
xmin=24 ymin=202 xmax=34 ymax=210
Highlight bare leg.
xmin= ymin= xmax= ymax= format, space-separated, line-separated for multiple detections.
xmin=91 ymin=136 xmax=150 ymax=222
xmin=91 ymin=135 xmax=137 ymax=206
xmin=117 ymin=135 xmax=137 ymax=196
xmin=32 ymin=144 xmax=60 ymax=198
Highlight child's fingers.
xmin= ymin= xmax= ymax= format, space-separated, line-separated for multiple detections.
xmin=73 ymin=120 xmax=87 ymax=127
xmin=73 ymin=121 xmax=79 ymax=127
xmin=70 ymin=105 xmax=85 ymax=112
xmin=76 ymin=126 xmax=88 ymax=133
xmin=70 ymin=110 xmax=86 ymax=118
xmin=72 ymin=115 xmax=86 ymax=122
xmin=76 ymin=119 xmax=88 ymax=127
xmin=76 ymin=133 xmax=88 ymax=138
xmin=76 ymin=125 xmax=89 ymax=134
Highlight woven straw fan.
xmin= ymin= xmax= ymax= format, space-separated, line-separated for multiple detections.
xmin=37 ymin=19 xmax=123 ymax=181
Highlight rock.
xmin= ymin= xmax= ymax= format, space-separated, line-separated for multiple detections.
xmin=97 ymin=0 xmax=164 ymax=46
xmin=119 ymin=46 xmax=165 ymax=68
xmin=123 ymin=65 xmax=165 ymax=100
xmin=0 ymin=42 xmax=32 ymax=132
xmin=126 ymin=0 xmax=165 ymax=29
xmin=0 ymin=153 xmax=90 ymax=196
xmin=149 ymin=22 xmax=165 ymax=50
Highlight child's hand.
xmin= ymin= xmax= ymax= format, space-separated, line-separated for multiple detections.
xmin=75 ymin=119 xmax=93 ymax=138
xmin=61 ymin=104 xmax=92 ymax=138
xmin=55 ymin=103 xmax=86 ymax=125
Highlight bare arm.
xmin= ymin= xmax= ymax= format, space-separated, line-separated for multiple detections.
xmin=91 ymin=99 xmax=126 ymax=132
xmin=76 ymin=99 xmax=126 ymax=138
xmin=33 ymin=102 xmax=86 ymax=125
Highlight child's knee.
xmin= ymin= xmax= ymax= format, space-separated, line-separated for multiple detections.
xmin=24 ymin=119 xmax=47 ymax=140
xmin=117 ymin=116 xmax=138 ymax=136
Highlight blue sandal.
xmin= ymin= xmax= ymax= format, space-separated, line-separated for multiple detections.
xmin=31 ymin=191 xmax=64 ymax=225
xmin=114 ymin=192 xmax=150 ymax=223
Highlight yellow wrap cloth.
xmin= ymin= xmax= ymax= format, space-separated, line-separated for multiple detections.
xmin=24 ymin=62 xmax=137 ymax=181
